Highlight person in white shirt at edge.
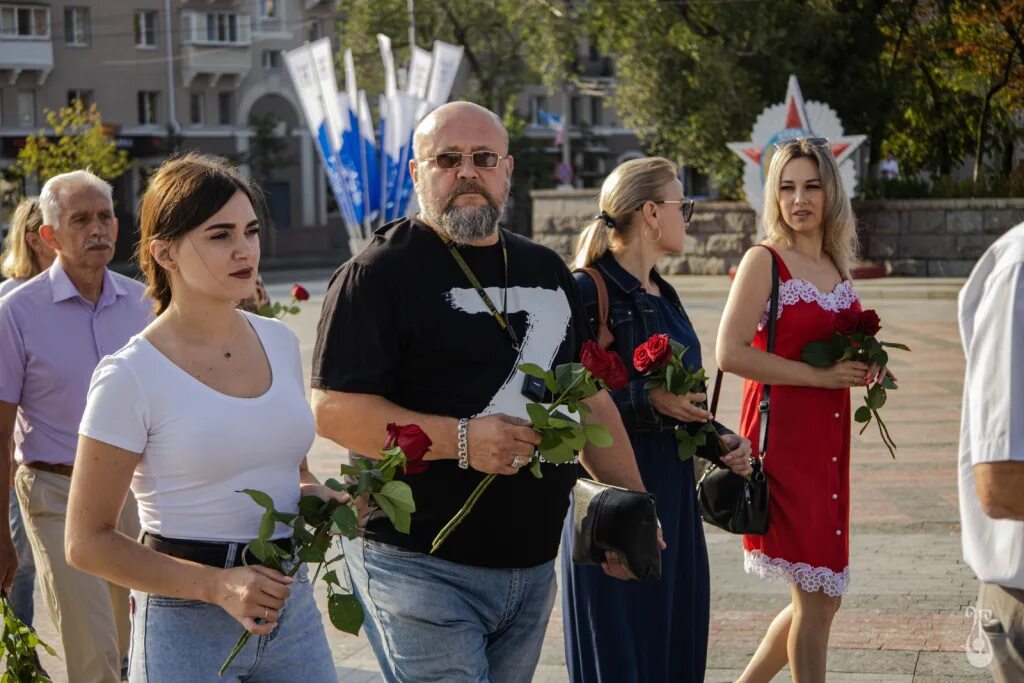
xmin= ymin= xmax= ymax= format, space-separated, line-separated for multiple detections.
xmin=957 ymin=220 xmax=1024 ymax=682
xmin=65 ymin=154 xmax=340 ymax=683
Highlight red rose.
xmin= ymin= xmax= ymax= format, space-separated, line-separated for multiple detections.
xmin=857 ymin=309 xmax=881 ymax=336
xmin=291 ymin=284 xmax=310 ymax=301
xmin=633 ymin=333 xmax=673 ymax=373
xmin=581 ymin=340 xmax=629 ymax=391
xmin=835 ymin=309 xmax=860 ymax=336
xmin=385 ymin=423 xmax=432 ymax=475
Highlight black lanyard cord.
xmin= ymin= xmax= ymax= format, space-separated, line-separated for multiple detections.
xmin=435 ymin=228 xmax=520 ymax=351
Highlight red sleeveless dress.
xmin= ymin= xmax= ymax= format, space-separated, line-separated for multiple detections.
xmin=738 ymin=247 xmax=861 ymax=596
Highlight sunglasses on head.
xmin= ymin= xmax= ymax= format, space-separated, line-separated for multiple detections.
xmin=636 ymin=199 xmax=695 ymax=222
xmin=771 ymin=137 xmax=831 ymax=153
xmin=420 ymin=151 xmax=507 ymax=170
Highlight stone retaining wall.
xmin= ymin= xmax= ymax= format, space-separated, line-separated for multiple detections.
xmin=530 ymin=190 xmax=1024 ymax=276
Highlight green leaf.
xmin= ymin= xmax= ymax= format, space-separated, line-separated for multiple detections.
xmin=676 ymin=434 xmax=697 ymax=462
xmin=371 ymin=492 xmax=405 ymax=532
xmin=247 ymin=539 xmax=278 ymax=564
xmin=525 ymin=402 xmax=550 ymax=428
xmin=664 ymin=364 xmax=676 ymax=392
xmin=324 ymin=478 xmax=347 ymax=493
xmin=866 ymin=384 xmax=887 ymax=410
xmin=331 ymin=505 xmax=360 ymax=538
xmin=880 ymin=375 xmax=897 ymax=390
xmin=390 ymin=508 xmax=411 ymax=534
xmin=323 ymin=570 xmax=340 ymax=586
xmin=380 ymin=481 xmax=416 ymax=513
xmin=258 ymin=509 xmax=276 ymax=540
xmin=669 ymin=340 xmax=687 ymax=356
xmin=547 ymin=410 xmax=580 ymax=429
xmin=298 ymin=496 xmax=327 ymax=524
xmin=583 ymin=424 xmax=613 ymax=447
xmin=289 ymin=305 xmax=301 ymax=315
xmin=539 ymin=438 xmax=576 ymax=464
xmin=529 ymin=457 xmax=544 ymax=478
xmin=518 ymin=363 xmax=548 ymax=379
xmin=297 ymin=545 xmax=326 ymax=563
xmin=327 ymin=593 xmax=364 ymax=635
xmin=272 ymin=511 xmax=298 ymax=523
xmin=871 ymin=349 xmax=889 ymax=369
xmin=338 ymin=463 xmax=362 ymax=477
xmin=560 ymin=426 xmax=587 ymax=452
xmin=239 ymin=489 xmax=276 ymax=511
xmin=880 ymin=341 xmax=911 ymax=352
xmin=854 ymin=406 xmax=872 ymax=423
xmin=801 ymin=340 xmax=841 ymax=367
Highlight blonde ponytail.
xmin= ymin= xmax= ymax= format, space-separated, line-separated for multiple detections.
xmin=570 ymin=157 xmax=679 ymax=268
xmin=573 ymin=219 xmax=612 ymax=270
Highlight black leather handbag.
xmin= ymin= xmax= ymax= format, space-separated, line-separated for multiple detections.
xmin=695 ymin=250 xmax=777 ymax=535
xmin=571 ymin=478 xmax=662 ymax=580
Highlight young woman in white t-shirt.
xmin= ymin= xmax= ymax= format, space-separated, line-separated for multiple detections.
xmin=65 ymin=154 xmax=340 ymax=682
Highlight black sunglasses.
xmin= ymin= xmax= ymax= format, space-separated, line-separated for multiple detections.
xmin=772 ymin=137 xmax=831 ymax=153
xmin=636 ymin=199 xmax=694 ymax=222
xmin=420 ymin=151 xmax=508 ymax=170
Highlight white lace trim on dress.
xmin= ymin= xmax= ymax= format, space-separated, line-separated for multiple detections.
xmin=744 ymin=549 xmax=851 ymax=597
xmin=757 ymin=279 xmax=860 ymax=331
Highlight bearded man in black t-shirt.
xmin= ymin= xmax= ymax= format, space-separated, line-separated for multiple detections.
xmin=310 ymin=101 xmax=651 ymax=683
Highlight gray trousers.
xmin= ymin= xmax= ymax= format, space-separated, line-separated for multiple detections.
xmin=979 ymin=582 xmax=1024 ymax=683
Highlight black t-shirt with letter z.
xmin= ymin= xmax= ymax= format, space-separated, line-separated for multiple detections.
xmin=311 ymin=218 xmax=591 ymax=568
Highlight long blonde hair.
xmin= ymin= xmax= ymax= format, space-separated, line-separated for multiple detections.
xmin=762 ymin=140 xmax=858 ymax=277
xmin=572 ymin=157 xmax=679 ymax=269
xmin=1 ymin=197 xmax=44 ymax=280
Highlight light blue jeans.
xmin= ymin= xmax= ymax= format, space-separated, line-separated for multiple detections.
xmin=8 ymin=491 xmax=35 ymax=626
xmin=128 ymin=563 xmax=336 ymax=683
xmin=342 ymin=536 xmax=556 ymax=683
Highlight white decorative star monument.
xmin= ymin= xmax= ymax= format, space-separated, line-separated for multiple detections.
xmin=727 ymin=74 xmax=866 ymax=221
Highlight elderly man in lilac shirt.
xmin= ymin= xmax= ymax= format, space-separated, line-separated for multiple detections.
xmin=0 ymin=170 xmax=152 ymax=682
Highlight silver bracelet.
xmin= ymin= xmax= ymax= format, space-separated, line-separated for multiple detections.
xmin=457 ymin=418 xmax=470 ymax=470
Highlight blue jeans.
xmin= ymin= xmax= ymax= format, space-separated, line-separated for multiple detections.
xmin=9 ymin=491 xmax=35 ymax=626
xmin=342 ymin=537 xmax=556 ymax=683
xmin=128 ymin=563 xmax=336 ymax=683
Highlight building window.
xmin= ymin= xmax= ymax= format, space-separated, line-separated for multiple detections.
xmin=259 ymin=0 xmax=277 ymax=20
xmin=308 ymin=19 xmax=323 ymax=41
xmin=16 ymin=90 xmax=34 ymax=127
xmin=138 ymin=91 xmax=158 ymax=125
xmin=206 ymin=12 xmax=238 ymax=43
xmin=570 ymin=96 xmax=582 ymax=127
xmin=1 ymin=5 xmax=49 ymax=38
xmin=67 ymin=89 xmax=93 ymax=107
xmin=189 ymin=92 xmax=205 ymax=125
xmin=590 ymin=97 xmax=602 ymax=126
xmin=64 ymin=7 xmax=90 ymax=46
xmin=261 ymin=50 xmax=281 ymax=70
xmin=181 ymin=11 xmax=250 ymax=45
xmin=218 ymin=92 xmax=232 ymax=125
xmin=134 ymin=10 xmax=156 ymax=48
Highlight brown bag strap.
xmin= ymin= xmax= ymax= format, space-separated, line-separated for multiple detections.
xmin=710 ymin=369 xmax=724 ymax=416
xmin=574 ymin=267 xmax=615 ymax=349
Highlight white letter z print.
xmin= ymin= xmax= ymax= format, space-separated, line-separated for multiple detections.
xmin=446 ymin=285 xmax=571 ymax=421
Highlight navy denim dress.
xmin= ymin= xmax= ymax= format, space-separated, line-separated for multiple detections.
xmin=561 ymin=251 xmax=710 ymax=683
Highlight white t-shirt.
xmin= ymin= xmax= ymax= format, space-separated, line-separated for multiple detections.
xmin=957 ymin=222 xmax=1024 ymax=589
xmin=79 ymin=312 xmax=314 ymax=542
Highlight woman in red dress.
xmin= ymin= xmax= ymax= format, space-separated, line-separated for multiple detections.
xmin=716 ymin=138 xmax=890 ymax=682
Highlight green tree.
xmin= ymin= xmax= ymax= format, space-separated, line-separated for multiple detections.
xmin=13 ymin=99 xmax=130 ymax=184
xmin=335 ymin=0 xmax=574 ymax=115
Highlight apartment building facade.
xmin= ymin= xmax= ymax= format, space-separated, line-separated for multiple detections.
xmin=0 ymin=0 xmax=340 ymax=258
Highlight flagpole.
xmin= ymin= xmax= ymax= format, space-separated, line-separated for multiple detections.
xmin=407 ymin=0 xmax=416 ymax=51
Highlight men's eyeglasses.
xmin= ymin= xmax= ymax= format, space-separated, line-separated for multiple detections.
xmin=772 ymin=137 xmax=831 ymax=153
xmin=636 ymin=199 xmax=695 ymax=222
xmin=419 ymin=151 xmax=508 ymax=170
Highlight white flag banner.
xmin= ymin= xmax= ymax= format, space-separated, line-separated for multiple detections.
xmin=377 ymin=34 xmax=398 ymax=98
xmin=407 ymin=46 xmax=433 ymax=100
xmin=425 ymin=40 xmax=464 ymax=108
xmin=283 ymin=39 xmax=358 ymax=234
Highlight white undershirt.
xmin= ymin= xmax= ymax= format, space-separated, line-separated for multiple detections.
xmin=79 ymin=312 xmax=314 ymax=542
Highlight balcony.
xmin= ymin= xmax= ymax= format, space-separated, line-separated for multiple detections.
xmin=181 ymin=43 xmax=250 ymax=87
xmin=0 ymin=36 xmax=53 ymax=84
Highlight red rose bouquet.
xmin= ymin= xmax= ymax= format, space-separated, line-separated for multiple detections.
xmin=801 ymin=308 xmax=910 ymax=458
xmin=633 ymin=334 xmax=723 ymax=462
xmin=430 ymin=341 xmax=626 ymax=553
xmin=219 ymin=425 xmax=425 ymax=675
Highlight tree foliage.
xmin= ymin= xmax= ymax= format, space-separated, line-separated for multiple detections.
xmin=13 ymin=99 xmax=130 ymax=184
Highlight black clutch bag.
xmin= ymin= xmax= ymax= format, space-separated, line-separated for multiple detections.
xmin=571 ymin=478 xmax=662 ymax=581
xmin=694 ymin=248 xmax=777 ymax=536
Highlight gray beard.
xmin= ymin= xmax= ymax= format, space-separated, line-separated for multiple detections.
xmin=436 ymin=203 xmax=501 ymax=243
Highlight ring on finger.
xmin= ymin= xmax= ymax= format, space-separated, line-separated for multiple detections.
xmin=263 ymin=607 xmax=269 ymax=620
xmin=511 ymin=455 xmax=525 ymax=469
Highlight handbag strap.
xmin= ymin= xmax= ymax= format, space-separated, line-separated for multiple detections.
xmin=759 ymin=247 xmax=780 ymax=458
xmin=708 ymin=247 xmax=779 ymax=458
xmin=574 ymin=266 xmax=615 ymax=349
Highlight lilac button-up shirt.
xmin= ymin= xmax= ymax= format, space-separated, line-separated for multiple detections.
xmin=0 ymin=260 xmax=153 ymax=466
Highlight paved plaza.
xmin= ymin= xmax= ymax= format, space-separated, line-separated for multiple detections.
xmin=31 ymin=273 xmax=985 ymax=682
